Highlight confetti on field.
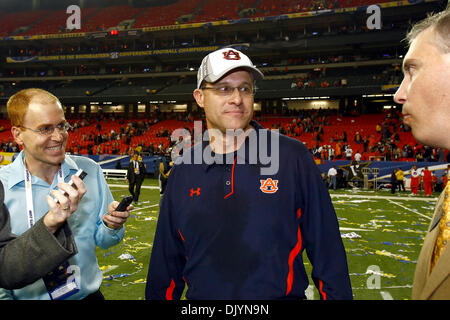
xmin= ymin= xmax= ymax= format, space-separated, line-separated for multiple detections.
xmin=104 ymin=273 xmax=131 ymax=280
xmin=365 ymin=269 xmax=396 ymax=279
xmin=100 ymin=265 xmax=119 ymax=273
xmin=375 ymin=250 xmax=412 ymax=263
xmin=118 ymin=253 xmax=136 ymax=261
xmin=341 ymin=232 xmax=362 ymax=239
xmin=132 ymin=279 xmax=146 ymax=284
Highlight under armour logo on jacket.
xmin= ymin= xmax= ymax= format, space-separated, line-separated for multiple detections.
xmin=190 ymin=187 xmax=201 ymax=197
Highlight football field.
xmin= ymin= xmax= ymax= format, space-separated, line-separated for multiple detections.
xmin=97 ymin=178 xmax=435 ymax=300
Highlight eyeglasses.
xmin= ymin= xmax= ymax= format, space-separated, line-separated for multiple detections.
xmin=20 ymin=122 xmax=72 ymax=136
xmin=201 ymin=85 xmax=255 ymax=97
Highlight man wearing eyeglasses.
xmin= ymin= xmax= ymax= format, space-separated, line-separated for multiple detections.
xmin=0 ymin=88 xmax=131 ymax=300
xmin=146 ymin=48 xmax=352 ymax=300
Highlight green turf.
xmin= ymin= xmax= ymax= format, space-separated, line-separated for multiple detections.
xmin=97 ymin=179 xmax=160 ymax=300
xmin=96 ymin=179 xmax=436 ymax=300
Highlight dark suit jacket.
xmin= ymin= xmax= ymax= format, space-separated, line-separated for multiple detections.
xmin=127 ymin=161 xmax=146 ymax=183
xmin=0 ymin=180 xmax=77 ymax=290
xmin=412 ymin=191 xmax=450 ymax=299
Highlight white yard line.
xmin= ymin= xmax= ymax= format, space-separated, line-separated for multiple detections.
xmin=133 ymin=204 xmax=160 ymax=211
xmin=330 ymin=193 xmax=436 ymax=201
xmin=331 ymin=192 xmax=434 ymax=220
xmin=340 ymin=227 xmax=375 ymax=232
xmin=387 ymin=199 xmax=432 ymax=220
xmin=109 ymin=184 xmax=159 ymax=190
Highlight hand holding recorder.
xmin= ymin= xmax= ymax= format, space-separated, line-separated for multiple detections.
xmin=44 ymin=169 xmax=87 ymax=233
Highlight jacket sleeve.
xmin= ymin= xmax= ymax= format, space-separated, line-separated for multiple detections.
xmin=297 ymin=152 xmax=353 ymax=300
xmin=126 ymin=163 xmax=133 ymax=181
xmin=145 ymin=166 xmax=186 ymax=300
xmin=94 ymin=166 xmax=124 ymax=249
xmin=0 ymin=204 xmax=77 ymax=290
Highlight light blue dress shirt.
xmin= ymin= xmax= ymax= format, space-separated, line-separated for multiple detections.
xmin=0 ymin=151 xmax=124 ymax=299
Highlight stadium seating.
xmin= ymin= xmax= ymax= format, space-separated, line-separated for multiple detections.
xmin=0 ymin=109 xmax=421 ymax=162
xmin=0 ymin=0 xmax=399 ymax=38
xmin=134 ymin=0 xmax=203 ymax=28
xmin=79 ymin=5 xmax=142 ymax=32
xmin=0 ymin=10 xmax=48 ymax=37
xmin=190 ymin=0 xmax=255 ymax=23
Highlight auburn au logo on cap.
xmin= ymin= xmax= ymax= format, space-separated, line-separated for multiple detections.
xmin=222 ymin=49 xmax=241 ymax=61
xmin=260 ymin=178 xmax=279 ymax=194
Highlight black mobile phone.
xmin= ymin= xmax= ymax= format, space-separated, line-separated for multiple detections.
xmin=54 ymin=169 xmax=87 ymax=203
xmin=116 ymin=195 xmax=133 ymax=211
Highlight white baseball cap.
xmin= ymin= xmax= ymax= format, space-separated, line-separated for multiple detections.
xmin=197 ymin=47 xmax=264 ymax=89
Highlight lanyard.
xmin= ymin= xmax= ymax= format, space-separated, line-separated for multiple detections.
xmin=24 ymin=166 xmax=64 ymax=228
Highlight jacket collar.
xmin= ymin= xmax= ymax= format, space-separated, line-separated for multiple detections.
xmin=200 ymin=120 xmax=265 ymax=172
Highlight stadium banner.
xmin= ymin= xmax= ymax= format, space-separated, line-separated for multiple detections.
xmin=6 ymin=56 xmax=39 ymax=63
xmin=6 ymin=46 xmax=220 ymax=63
xmin=2 ymin=32 xmax=86 ymax=41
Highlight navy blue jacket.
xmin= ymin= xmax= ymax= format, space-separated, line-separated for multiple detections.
xmin=146 ymin=121 xmax=352 ymax=300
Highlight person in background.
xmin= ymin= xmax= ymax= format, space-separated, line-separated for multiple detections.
xmin=396 ymin=167 xmax=405 ymax=192
xmin=327 ymin=165 xmax=338 ymax=190
xmin=410 ymin=165 xmax=420 ymax=195
xmin=158 ymin=156 xmax=173 ymax=198
xmin=422 ymin=166 xmax=433 ymax=197
xmin=390 ymin=169 xmax=397 ymax=194
xmin=127 ymin=153 xmax=146 ymax=204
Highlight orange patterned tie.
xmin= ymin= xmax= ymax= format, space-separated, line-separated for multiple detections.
xmin=430 ymin=174 xmax=450 ymax=272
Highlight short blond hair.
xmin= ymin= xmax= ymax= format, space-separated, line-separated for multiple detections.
xmin=7 ymin=88 xmax=61 ymax=127
xmin=406 ymin=5 xmax=450 ymax=53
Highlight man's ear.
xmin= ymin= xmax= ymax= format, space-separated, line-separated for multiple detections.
xmin=193 ymin=89 xmax=204 ymax=109
xmin=11 ymin=126 xmax=24 ymax=146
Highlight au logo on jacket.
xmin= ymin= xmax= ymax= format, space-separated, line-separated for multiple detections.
xmin=259 ymin=178 xmax=279 ymax=194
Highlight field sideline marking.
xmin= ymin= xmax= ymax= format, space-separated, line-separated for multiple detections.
xmin=330 ymin=193 xmax=434 ymax=220
xmin=134 ymin=204 xmax=159 ymax=210
xmin=108 ymin=184 xmax=159 ymax=190
xmin=340 ymin=227 xmax=374 ymax=232
xmin=387 ymin=199 xmax=432 ymax=220
xmin=330 ymin=193 xmax=437 ymax=202
xmin=380 ymin=291 xmax=394 ymax=300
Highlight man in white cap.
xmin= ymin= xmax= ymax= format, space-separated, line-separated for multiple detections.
xmin=146 ymin=47 xmax=352 ymax=300
xmin=193 ymin=47 xmax=264 ymax=153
